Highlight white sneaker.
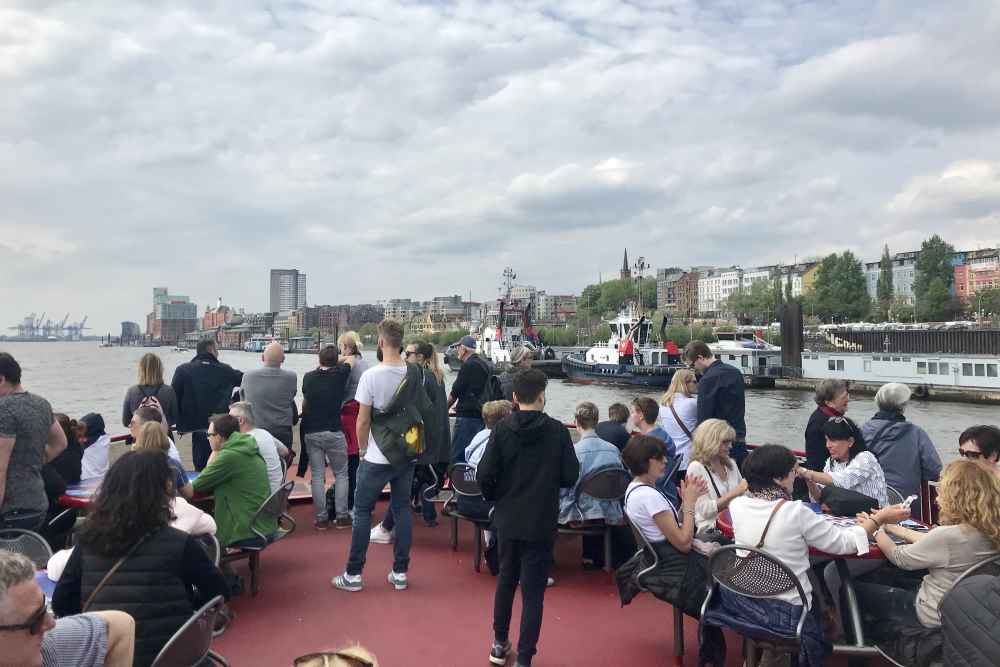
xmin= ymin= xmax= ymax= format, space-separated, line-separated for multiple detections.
xmin=370 ymin=523 xmax=394 ymax=544
xmin=388 ymin=570 xmax=408 ymax=591
xmin=546 ymin=576 xmax=555 ymax=587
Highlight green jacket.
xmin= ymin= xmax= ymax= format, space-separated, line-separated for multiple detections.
xmin=191 ymin=432 xmax=276 ymax=546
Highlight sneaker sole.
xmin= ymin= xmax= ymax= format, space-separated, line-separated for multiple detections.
xmin=331 ymin=578 xmax=363 ymax=592
xmin=488 ymin=653 xmax=508 ymax=665
xmin=388 ymin=573 xmax=408 ymax=591
xmin=370 ymin=537 xmax=394 ymax=544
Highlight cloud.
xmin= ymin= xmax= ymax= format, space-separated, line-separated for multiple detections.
xmin=888 ymin=160 xmax=1000 ymax=221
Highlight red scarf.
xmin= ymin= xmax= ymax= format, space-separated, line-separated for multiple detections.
xmin=819 ymin=405 xmax=843 ymax=418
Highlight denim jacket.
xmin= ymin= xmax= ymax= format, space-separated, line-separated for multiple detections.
xmin=558 ymin=434 xmax=625 ymax=525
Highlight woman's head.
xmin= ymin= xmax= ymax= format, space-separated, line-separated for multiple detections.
xmin=574 ymin=401 xmax=600 ymax=431
xmin=338 ymin=331 xmax=361 ymax=356
xmin=875 ymin=382 xmax=911 ymax=414
xmin=79 ymin=450 xmax=174 ymax=557
xmin=661 ymin=369 xmax=697 ymax=406
xmin=621 ymin=434 xmax=668 ymax=478
xmin=690 ymin=418 xmax=737 ymax=465
xmin=133 ymin=420 xmax=170 ymax=453
xmin=936 ymin=459 xmax=1000 ymax=549
xmin=54 ymin=413 xmax=78 ymax=446
xmin=814 ymin=379 xmax=849 ymax=412
xmin=822 ymin=416 xmax=865 ymax=462
xmin=481 ymin=400 xmax=513 ymax=429
xmin=137 ymin=353 xmax=165 ymax=386
xmin=743 ymin=445 xmax=798 ymax=493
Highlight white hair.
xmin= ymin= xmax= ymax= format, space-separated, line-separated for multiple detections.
xmin=875 ymin=382 xmax=911 ymax=413
xmin=229 ymin=401 xmax=256 ymax=427
xmin=0 ymin=551 xmax=34 ymax=605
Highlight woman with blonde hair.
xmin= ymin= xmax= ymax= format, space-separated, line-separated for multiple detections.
xmin=683 ymin=418 xmax=746 ymax=532
xmin=122 ymin=352 xmax=178 ymax=438
xmin=133 ymin=421 xmax=193 ymax=500
xmin=658 ymin=369 xmax=698 ymax=472
xmin=338 ymin=331 xmax=369 ymax=513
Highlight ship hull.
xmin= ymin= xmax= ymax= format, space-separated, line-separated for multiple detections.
xmin=561 ymin=354 xmax=677 ymax=388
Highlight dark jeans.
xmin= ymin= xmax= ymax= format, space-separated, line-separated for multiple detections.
xmin=346 ymin=460 xmax=416 ymax=575
xmin=731 ymin=440 xmax=748 ymax=468
xmin=582 ymin=524 xmax=636 ymax=569
xmin=191 ymin=430 xmax=212 ymax=471
xmin=348 ymin=454 xmax=359 ymax=511
xmin=452 ymin=417 xmax=484 ymax=464
xmin=493 ymin=537 xmax=553 ymax=666
xmin=853 ymin=581 xmax=923 ymax=641
xmin=382 ymin=466 xmax=436 ymax=529
xmin=0 ymin=509 xmax=46 ymax=531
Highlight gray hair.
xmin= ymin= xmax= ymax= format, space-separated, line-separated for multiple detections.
xmin=0 ymin=551 xmax=35 ymax=602
xmin=229 ymin=401 xmax=256 ymax=427
xmin=814 ymin=379 xmax=848 ymax=406
xmin=875 ymin=382 xmax=911 ymax=413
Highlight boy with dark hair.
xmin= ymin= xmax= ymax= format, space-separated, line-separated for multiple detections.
xmin=477 ymin=369 xmax=579 ymax=667
xmin=630 ymin=397 xmax=676 ymax=461
xmin=596 ymin=402 xmax=631 ymax=450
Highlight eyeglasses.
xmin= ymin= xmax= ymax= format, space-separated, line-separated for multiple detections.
xmin=0 ymin=596 xmax=49 ymax=635
xmin=958 ymin=448 xmax=984 ymax=460
xmin=207 ymin=432 xmax=220 ymax=439
xmin=404 ymin=351 xmax=416 ymax=358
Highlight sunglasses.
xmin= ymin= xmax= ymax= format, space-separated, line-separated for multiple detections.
xmin=404 ymin=351 xmax=416 ymax=357
xmin=0 ymin=596 xmax=49 ymax=635
xmin=958 ymin=448 xmax=984 ymax=460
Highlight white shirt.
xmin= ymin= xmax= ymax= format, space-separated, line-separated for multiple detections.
xmin=167 ymin=438 xmax=182 ymax=464
xmin=729 ymin=496 xmax=869 ymax=606
xmin=686 ymin=459 xmax=743 ymax=532
xmin=355 ymin=364 xmax=408 ymax=465
xmin=624 ymin=480 xmax=679 ymax=544
xmin=822 ymin=451 xmax=888 ymax=506
xmin=250 ymin=428 xmax=285 ymax=494
xmin=465 ymin=429 xmax=492 ymax=467
xmin=80 ymin=434 xmax=111 ymax=479
xmin=658 ymin=395 xmax=697 ymax=469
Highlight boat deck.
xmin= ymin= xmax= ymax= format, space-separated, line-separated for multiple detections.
xmin=212 ymin=500 xmax=891 ymax=666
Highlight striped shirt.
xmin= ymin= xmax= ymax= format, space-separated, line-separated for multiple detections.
xmin=42 ymin=614 xmax=108 ymax=667
xmin=823 ymin=451 xmax=887 ymax=506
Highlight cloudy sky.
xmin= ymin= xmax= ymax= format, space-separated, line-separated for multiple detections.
xmin=2 ymin=1 xmax=999 ymax=334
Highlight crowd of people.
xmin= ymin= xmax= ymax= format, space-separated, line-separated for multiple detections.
xmin=1 ymin=323 xmax=1000 ymax=666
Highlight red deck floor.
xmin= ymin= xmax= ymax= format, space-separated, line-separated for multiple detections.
xmin=213 ymin=500 xmax=890 ymax=666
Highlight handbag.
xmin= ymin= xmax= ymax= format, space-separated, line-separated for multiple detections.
xmin=82 ymin=533 xmax=150 ymax=612
xmin=818 ymin=485 xmax=878 ymax=516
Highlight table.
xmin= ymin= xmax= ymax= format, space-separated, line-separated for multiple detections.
xmin=716 ymin=503 xmax=932 ymax=651
xmin=58 ymin=472 xmax=204 ymax=509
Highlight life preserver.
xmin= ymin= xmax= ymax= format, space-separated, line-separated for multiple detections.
xmin=913 ymin=384 xmax=929 ymax=399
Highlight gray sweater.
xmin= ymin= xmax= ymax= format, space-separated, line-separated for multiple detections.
xmin=240 ymin=366 xmax=297 ymax=432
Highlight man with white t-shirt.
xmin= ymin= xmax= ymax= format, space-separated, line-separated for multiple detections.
xmin=333 ymin=319 xmax=418 ymax=593
xmin=229 ymin=401 xmax=289 ymax=494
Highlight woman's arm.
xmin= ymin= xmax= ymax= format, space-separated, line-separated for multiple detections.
xmin=181 ymin=537 xmax=230 ymax=600
xmin=652 ymin=508 xmax=694 ymax=553
xmin=884 ymin=523 xmax=928 ymax=544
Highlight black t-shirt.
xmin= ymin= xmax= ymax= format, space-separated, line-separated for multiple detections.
xmin=595 ymin=421 xmax=631 ymax=451
xmin=302 ymin=365 xmax=351 ymax=433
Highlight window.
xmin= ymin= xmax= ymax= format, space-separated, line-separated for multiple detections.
xmin=975 ymin=364 xmax=986 ymax=377
xmin=963 ymin=363 xmax=973 ymax=376
xmin=742 ymin=355 xmax=749 ymax=368
xmin=729 ymin=354 xmax=736 ymax=361
xmin=988 ymin=365 xmax=998 ymax=378
xmin=829 ymin=360 xmax=837 ymax=371
xmin=917 ymin=362 xmax=927 ymax=375
xmin=892 ymin=357 xmax=901 ymax=362
xmin=939 ymin=363 xmax=949 ymax=375
xmin=928 ymin=362 xmax=938 ymax=375
xmin=837 ymin=359 xmax=845 ymax=371
xmin=864 ymin=360 xmax=872 ymax=372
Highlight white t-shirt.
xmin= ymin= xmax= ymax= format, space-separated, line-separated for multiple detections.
xmin=465 ymin=429 xmax=492 ymax=467
xmin=355 ymin=363 xmax=408 ymax=465
xmin=80 ymin=434 xmax=111 ymax=479
xmin=250 ymin=428 xmax=285 ymax=494
xmin=658 ymin=395 xmax=697 ymax=469
xmin=167 ymin=438 xmax=182 ymax=464
xmin=624 ymin=480 xmax=678 ymax=544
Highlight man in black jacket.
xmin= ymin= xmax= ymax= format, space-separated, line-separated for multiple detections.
xmin=447 ymin=335 xmax=490 ymax=463
xmin=477 ymin=369 xmax=579 ymax=667
xmin=170 ymin=339 xmax=243 ymax=470
xmin=684 ymin=340 xmax=748 ymax=466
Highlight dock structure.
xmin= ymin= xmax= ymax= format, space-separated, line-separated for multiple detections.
xmin=821 ymin=327 xmax=1000 ymax=356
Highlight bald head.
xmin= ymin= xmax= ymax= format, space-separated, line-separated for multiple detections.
xmin=263 ymin=342 xmax=285 ymax=367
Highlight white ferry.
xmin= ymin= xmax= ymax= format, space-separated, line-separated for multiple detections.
xmin=711 ymin=327 xmax=784 ymax=387
xmin=802 ymin=351 xmax=1000 ymax=394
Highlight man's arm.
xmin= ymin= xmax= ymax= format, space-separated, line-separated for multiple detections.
xmin=0 ymin=436 xmax=12 ymax=508
xmin=918 ymin=429 xmax=943 ymax=482
xmin=696 ymin=374 xmax=714 ymax=425
xmin=450 ymin=362 xmax=470 ymax=405
xmin=46 ymin=418 xmax=68 ymax=462
xmin=356 ymin=403 xmax=372 ymax=458
xmin=170 ymin=366 xmax=186 ymax=418
xmin=191 ymin=449 xmax=232 ymax=493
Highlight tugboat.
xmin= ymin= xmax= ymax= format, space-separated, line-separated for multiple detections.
xmin=561 ymin=305 xmax=686 ymax=387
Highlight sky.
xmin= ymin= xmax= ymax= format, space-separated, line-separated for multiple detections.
xmin=2 ymin=1 xmax=999 ymax=335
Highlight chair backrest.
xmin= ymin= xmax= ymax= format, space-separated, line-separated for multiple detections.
xmin=251 ymin=480 xmax=296 ymax=541
xmin=0 ymin=529 xmax=53 ymax=569
xmin=885 ymin=485 xmax=904 ymax=506
xmin=950 ymin=554 xmax=1000 ymax=591
xmin=421 ymin=464 xmax=442 ymax=502
xmin=575 ymin=465 xmax=631 ymax=503
xmin=448 ymin=463 xmax=482 ymax=497
xmin=705 ymin=545 xmax=810 ymax=639
xmin=151 ymin=595 xmax=225 ymax=667
xmin=192 ymin=533 xmax=221 ymax=567
xmin=625 ymin=517 xmax=660 ymax=591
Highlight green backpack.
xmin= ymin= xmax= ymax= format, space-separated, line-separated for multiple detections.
xmin=370 ymin=363 xmax=434 ymax=466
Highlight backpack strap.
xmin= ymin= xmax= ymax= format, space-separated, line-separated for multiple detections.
xmin=754 ymin=499 xmax=787 ymax=549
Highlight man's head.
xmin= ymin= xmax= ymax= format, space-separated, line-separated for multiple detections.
xmin=509 ymin=346 xmax=532 ymax=369
xmin=195 ymin=338 xmax=217 ymax=357
xmin=318 ymin=345 xmax=339 ymax=368
xmin=574 ymin=401 xmax=599 ymax=431
xmin=0 ymin=550 xmax=55 ymax=667
xmin=512 ymin=369 xmax=547 ymax=409
xmin=404 ymin=342 xmax=423 ymax=364
xmin=683 ymin=340 xmax=714 ymax=372
xmin=128 ymin=406 xmax=163 ymax=441
xmin=262 ymin=342 xmax=285 ymax=368
xmin=208 ymin=413 xmax=240 ymax=448
xmin=377 ymin=319 xmax=404 ymax=359
xmin=607 ymin=403 xmax=629 ymax=424
xmin=457 ymin=335 xmax=477 ymax=361
xmin=959 ymin=425 xmax=1000 ymax=471
xmin=229 ymin=402 xmax=256 ymax=433
xmin=482 ymin=400 xmax=514 ymax=429
xmin=0 ymin=353 xmax=22 ymax=397
xmin=631 ymin=397 xmax=659 ymax=428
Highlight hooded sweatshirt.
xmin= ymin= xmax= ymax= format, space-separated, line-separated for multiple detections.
xmin=191 ymin=432 xmax=275 ymax=546
xmin=861 ymin=411 xmax=942 ymax=501
xmin=477 ymin=410 xmax=579 ymax=542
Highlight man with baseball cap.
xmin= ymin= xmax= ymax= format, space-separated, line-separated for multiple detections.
xmin=447 ymin=336 xmax=491 ymax=463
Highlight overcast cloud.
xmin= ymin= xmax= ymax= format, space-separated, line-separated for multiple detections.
xmin=2 ymin=0 xmax=999 ymax=334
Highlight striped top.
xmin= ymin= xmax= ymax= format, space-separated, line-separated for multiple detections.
xmin=42 ymin=614 xmax=108 ymax=667
xmin=823 ymin=451 xmax=888 ymax=506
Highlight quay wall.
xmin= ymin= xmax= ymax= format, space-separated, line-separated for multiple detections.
xmin=776 ymin=377 xmax=1000 ymax=405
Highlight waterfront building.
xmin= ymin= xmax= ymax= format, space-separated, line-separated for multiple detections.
xmin=382 ymin=298 xmax=422 ymax=321
xmin=120 ymin=321 xmax=141 ymax=340
xmin=429 ymin=295 xmax=466 ymax=319
xmin=269 ymin=269 xmax=307 ymax=313
xmin=655 ymin=270 xmax=684 ymax=314
xmin=864 ymin=251 xmax=919 ymax=304
xmin=202 ymin=301 xmax=234 ymax=330
xmin=697 ymin=267 xmax=742 ymax=316
xmin=955 ymin=252 xmax=1000 ymax=309
xmin=147 ymin=287 xmax=198 ymax=344
xmin=536 ymin=292 xmax=577 ymax=323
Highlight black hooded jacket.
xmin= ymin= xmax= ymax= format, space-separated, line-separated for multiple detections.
xmin=477 ymin=410 xmax=579 ymax=542
xmin=170 ymin=353 xmax=243 ymax=432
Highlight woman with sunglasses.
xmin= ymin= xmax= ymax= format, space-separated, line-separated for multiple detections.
xmin=684 ymin=418 xmax=747 ymax=533
xmin=52 ymin=449 xmax=228 ymax=667
xmin=957 ymin=425 xmax=1000 ymax=475
xmin=799 ymin=416 xmax=888 ymax=506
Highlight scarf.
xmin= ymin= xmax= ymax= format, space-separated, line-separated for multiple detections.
xmin=747 ymin=486 xmax=791 ymax=502
xmin=819 ymin=404 xmax=843 ymax=418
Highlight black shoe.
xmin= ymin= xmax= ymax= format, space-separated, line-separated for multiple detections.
xmin=489 ymin=640 xmax=511 ymax=665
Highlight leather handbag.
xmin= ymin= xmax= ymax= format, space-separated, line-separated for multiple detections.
xmin=818 ymin=485 xmax=878 ymax=516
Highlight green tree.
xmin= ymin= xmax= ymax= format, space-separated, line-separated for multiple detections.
xmin=975 ymin=288 xmax=1000 ymax=319
xmin=576 ymin=277 xmax=656 ymax=319
xmin=809 ymin=252 xmax=871 ymax=322
xmin=726 ymin=280 xmax=777 ymax=324
xmin=876 ymin=244 xmax=894 ymax=321
xmin=913 ymin=235 xmax=956 ymax=321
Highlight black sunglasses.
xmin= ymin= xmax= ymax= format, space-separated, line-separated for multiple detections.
xmin=404 ymin=350 xmax=416 ymax=357
xmin=958 ymin=448 xmax=984 ymax=460
xmin=0 ymin=596 xmax=49 ymax=635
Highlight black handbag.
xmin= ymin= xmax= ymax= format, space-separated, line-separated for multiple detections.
xmin=819 ymin=485 xmax=879 ymax=516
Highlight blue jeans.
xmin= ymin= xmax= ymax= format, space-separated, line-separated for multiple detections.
xmin=382 ymin=466 xmax=437 ymax=529
xmin=452 ymin=417 xmax=484 ymax=464
xmin=346 ymin=459 xmax=416 ymax=575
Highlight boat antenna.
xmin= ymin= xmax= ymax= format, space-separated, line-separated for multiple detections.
xmin=502 ymin=267 xmax=517 ymax=298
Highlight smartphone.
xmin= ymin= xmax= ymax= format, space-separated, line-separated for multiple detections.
xmin=900 ymin=494 xmax=918 ymax=507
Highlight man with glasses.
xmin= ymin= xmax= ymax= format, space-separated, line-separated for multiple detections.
xmin=683 ymin=340 xmax=748 ymax=467
xmin=0 ymin=550 xmax=135 ymax=667
xmin=958 ymin=425 xmax=1000 ymax=475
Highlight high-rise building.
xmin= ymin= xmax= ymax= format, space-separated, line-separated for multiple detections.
xmin=147 ymin=287 xmax=198 ymax=343
xmin=269 ymin=269 xmax=307 ymax=313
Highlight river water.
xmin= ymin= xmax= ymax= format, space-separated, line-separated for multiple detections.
xmin=4 ymin=342 xmax=995 ymax=464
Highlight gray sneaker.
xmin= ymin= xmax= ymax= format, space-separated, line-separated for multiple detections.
xmin=388 ymin=570 xmax=408 ymax=591
xmin=331 ymin=573 xmax=363 ymax=592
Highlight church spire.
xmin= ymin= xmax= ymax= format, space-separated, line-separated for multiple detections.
xmin=620 ymin=248 xmax=631 ymax=281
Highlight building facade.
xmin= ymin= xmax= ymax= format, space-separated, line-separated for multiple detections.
xmin=269 ymin=269 xmax=307 ymax=313
xmin=698 ymin=267 xmax=742 ymax=316
xmin=147 ymin=287 xmax=198 ymax=343
xmin=864 ymin=251 xmax=919 ymax=304
xmin=656 ymin=270 xmax=684 ymax=314
xmin=955 ymin=249 xmax=1000 ymax=306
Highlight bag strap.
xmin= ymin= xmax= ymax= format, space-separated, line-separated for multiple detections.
xmin=624 ymin=483 xmax=679 ymax=522
xmin=82 ymin=534 xmax=150 ymax=612
xmin=754 ymin=499 xmax=786 ymax=549
xmin=668 ymin=403 xmax=694 ymax=440
xmin=704 ymin=467 xmax=723 ymax=498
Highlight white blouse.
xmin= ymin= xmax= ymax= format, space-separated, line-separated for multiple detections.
xmin=686 ymin=459 xmax=742 ymax=532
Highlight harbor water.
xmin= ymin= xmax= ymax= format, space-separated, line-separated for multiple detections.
xmin=5 ymin=342 xmax=996 ymax=464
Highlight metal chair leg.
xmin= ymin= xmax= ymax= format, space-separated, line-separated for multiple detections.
xmin=672 ymin=604 xmax=684 ymax=666
xmin=745 ymin=638 xmax=759 ymax=667
xmin=474 ymin=524 xmax=482 ymax=573
xmin=604 ymin=526 xmax=612 ymax=573
xmin=249 ymin=552 xmax=260 ymax=596
xmin=451 ymin=516 xmax=458 ymax=551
